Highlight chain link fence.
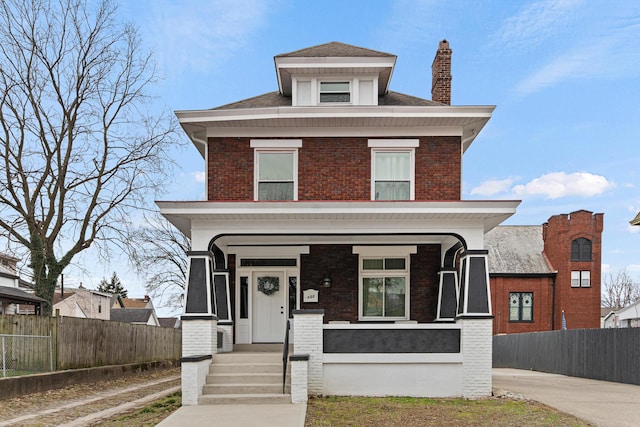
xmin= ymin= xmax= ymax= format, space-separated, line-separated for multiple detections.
xmin=1 ymin=332 xmax=54 ymax=377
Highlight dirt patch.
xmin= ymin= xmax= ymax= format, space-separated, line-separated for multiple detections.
xmin=0 ymin=367 xmax=180 ymax=426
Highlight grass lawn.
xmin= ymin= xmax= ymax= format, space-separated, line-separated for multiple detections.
xmin=91 ymin=393 xmax=594 ymax=426
xmin=305 ymin=396 xmax=593 ymax=427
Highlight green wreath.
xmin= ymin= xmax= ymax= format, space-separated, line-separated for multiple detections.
xmin=257 ymin=277 xmax=279 ymax=295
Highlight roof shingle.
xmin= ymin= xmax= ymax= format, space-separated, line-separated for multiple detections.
xmin=275 ymin=42 xmax=395 ymax=58
xmin=485 ymin=226 xmax=554 ymax=275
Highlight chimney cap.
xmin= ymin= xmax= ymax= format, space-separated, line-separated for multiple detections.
xmin=439 ymin=39 xmax=450 ymax=49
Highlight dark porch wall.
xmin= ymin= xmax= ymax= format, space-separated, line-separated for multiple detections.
xmin=206 ymin=136 xmax=461 ymax=201
xmin=300 ymin=244 xmax=440 ymax=323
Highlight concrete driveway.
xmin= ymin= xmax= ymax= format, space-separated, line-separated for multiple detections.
xmin=493 ymin=368 xmax=640 ymax=427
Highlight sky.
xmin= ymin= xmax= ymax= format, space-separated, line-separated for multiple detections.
xmin=60 ymin=0 xmax=640 ymax=315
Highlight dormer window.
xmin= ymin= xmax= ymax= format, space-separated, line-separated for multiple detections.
xmin=319 ymin=81 xmax=350 ymax=103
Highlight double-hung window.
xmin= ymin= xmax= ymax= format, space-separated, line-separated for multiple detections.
xmin=251 ymin=140 xmax=301 ymax=201
xmin=369 ymin=140 xmax=418 ymax=200
xmin=319 ymin=81 xmax=350 ymax=103
xmin=509 ymin=292 xmax=533 ymax=322
xmin=571 ymin=271 xmax=590 ymax=288
xmin=355 ymin=246 xmax=415 ymax=321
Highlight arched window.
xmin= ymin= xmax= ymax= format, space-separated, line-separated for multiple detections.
xmin=571 ymin=238 xmax=592 ymax=261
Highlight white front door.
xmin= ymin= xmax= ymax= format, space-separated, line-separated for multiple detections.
xmin=252 ymin=271 xmax=286 ymax=343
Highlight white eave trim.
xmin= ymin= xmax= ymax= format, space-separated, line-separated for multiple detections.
xmin=176 ymin=105 xmax=495 ymax=124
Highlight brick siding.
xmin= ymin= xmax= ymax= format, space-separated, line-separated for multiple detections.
xmin=207 ymin=136 xmax=461 ymax=201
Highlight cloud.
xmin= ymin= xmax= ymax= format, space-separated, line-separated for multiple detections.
xmin=142 ymin=0 xmax=272 ymax=77
xmin=512 ymin=172 xmax=615 ymax=199
xmin=470 ymin=178 xmax=515 ymax=196
xmin=192 ymin=171 xmax=206 ymax=183
xmin=513 ymin=8 xmax=640 ymax=95
xmin=492 ymin=0 xmax=583 ymax=49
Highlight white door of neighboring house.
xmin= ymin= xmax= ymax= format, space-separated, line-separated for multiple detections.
xmin=252 ymin=271 xmax=286 ymax=343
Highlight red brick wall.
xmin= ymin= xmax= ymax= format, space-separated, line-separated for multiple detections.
xmin=490 ymin=276 xmax=554 ymax=334
xmin=300 ymin=244 xmax=440 ymax=323
xmin=207 ymin=136 xmax=461 ymax=201
xmin=543 ymin=211 xmax=603 ymax=330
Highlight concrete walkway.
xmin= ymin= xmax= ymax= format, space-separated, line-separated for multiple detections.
xmin=156 ymin=403 xmax=307 ymax=427
xmin=493 ymin=368 xmax=640 ymax=427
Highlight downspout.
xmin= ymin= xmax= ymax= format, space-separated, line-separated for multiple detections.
xmin=551 ymin=274 xmax=556 ymax=330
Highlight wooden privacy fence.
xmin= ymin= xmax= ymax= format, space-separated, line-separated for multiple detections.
xmin=0 ymin=314 xmax=181 ymax=370
xmin=493 ymin=328 xmax=640 ymax=386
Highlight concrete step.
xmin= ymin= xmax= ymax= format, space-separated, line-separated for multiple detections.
xmin=213 ymin=352 xmax=284 ymax=364
xmin=206 ymin=372 xmax=285 ymax=385
xmin=210 ymin=362 xmax=284 ymax=374
xmin=203 ymin=383 xmax=291 ymax=394
xmin=198 ymin=393 xmax=292 ymax=405
xmin=233 ymin=343 xmax=288 ymax=352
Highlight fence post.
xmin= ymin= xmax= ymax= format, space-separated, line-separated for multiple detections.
xmin=2 ymin=335 xmax=5 ymax=378
xmin=49 ymin=330 xmax=54 ymax=372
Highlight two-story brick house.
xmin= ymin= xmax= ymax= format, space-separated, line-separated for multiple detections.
xmin=159 ymin=41 xmax=520 ymax=403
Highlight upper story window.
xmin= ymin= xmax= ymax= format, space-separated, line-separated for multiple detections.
xmin=251 ymin=140 xmax=301 ymax=201
xmin=319 ymin=81 xmax=350 ymax=103
xmin=571 ymin=238 xmax=592 ymax=261
xmin=369 ymin=140 xmax=418 ymax=200
xmin=571 ymin=270 xmax=591 ymax=288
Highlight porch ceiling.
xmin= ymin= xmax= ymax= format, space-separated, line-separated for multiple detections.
xmin=157 ymin=200 xmax=520 ymax=245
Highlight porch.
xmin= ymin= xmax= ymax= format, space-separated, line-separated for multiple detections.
xmin=160 ymin=200 xmax=518 ymax=403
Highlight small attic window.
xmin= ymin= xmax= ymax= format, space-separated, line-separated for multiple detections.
xmin=320 ymin=81 xmax=350 ymax=103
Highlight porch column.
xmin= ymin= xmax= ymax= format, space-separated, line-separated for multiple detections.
xmin=456 ymin=249 xmax=492 ymax=398
xmin=460 ymin=318 xmax=492 ymax=398
xmin=181 ymin=251 xmax=218 ymax=405
xmin=457 ymin=250 xmax=491 ymax=316
xmin=436 ymin=268 xmax=458 ymax=321
xmin=293 ymin=309 xmax=324 ymax=396
xmin=210 ymin=244 xmax=233 ymax=352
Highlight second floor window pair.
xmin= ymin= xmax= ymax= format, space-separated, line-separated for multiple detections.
xmin=254 ymin=139 xmax=416 ymax=202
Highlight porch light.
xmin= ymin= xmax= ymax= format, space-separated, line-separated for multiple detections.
xmin=323 ymin=275 xmax=332 ymax=287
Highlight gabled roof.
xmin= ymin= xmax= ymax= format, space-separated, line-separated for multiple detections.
xmin=159 ymin=317 xmax=180 ymax=328
xmin=274 ymin=42 xmax=397 ymax=97
xmin=275 ymin=42 xmax=395 ymax=58
xmin=485 ymin=226 xmax=555 ymax=275
xmin=111 ymin=308 xmax=155 ymax=324
xmin=0 ymin=285 xmax=46 ymax=305
xmin=631 ymin=211 xmax=640 ymax=226
xmin=120 ymin=296 xmax=152 ymax=309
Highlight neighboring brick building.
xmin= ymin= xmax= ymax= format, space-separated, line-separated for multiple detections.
xmin=159 ymin=41 xmax=520 ymax=401
xmin=487 ymin=210 xmax=603 ymax=334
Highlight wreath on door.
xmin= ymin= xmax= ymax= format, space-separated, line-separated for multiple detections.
xmin=257 ymin=277 xmax=280 ymax=295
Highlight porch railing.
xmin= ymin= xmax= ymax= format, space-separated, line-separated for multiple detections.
xmin=282 ymin=319 xmax=291 ymax=394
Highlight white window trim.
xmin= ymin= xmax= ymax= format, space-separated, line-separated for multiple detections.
xmin=571 ymin=270 xmax=591 ymax=288
xmin=251 ymin=139 xmax=302 ymax=201
xmin=368 ymin=139 xmax=419 ymax=201
xmin=354 ymin=246 xmax=416 ymax=321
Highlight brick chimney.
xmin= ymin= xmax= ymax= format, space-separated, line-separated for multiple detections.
xmin=431 ymin=39 xmax=452 ymax=105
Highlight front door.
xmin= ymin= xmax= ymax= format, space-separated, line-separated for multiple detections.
xmin=252 ymin=271 xmax=286 ymax=343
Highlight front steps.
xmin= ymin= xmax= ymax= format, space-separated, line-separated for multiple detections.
xmin=198 ymin=345 xmax=292 ymax=405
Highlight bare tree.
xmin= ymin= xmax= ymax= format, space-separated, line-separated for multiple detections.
xmin=129 ymin=213 xmax=189 ymax=314
xmin=0 ymin=0 xmax=180 ymax=314
xmin=602 ymin=268 xmax=640 ymax=310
